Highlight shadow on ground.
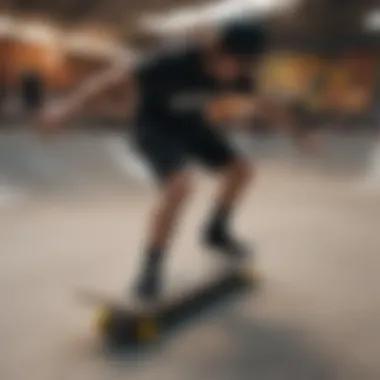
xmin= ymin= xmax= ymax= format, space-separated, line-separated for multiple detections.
xmin=176 ymin=315 xmax=336 ymax=380
xmin=65 ymin=313 xmax=355 ymax=380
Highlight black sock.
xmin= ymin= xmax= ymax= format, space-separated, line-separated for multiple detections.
xmin=207 ymin=204 xmax=232 ymax=238
xmin=143 ymin=246 xmax=163 ymax=277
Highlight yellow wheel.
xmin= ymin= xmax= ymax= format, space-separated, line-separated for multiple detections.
xmin=93 ymin=308 xmax=111 ymax=333
xmin=239 ymin=267 xmax=261 ymax=284
xmin=136 ymin=318 xmax=158 ymax=342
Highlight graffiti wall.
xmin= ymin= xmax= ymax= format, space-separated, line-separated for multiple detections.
xmin=261 ymin=50 xmax=379 ymax=114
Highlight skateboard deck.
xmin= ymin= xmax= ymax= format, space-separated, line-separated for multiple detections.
xmin=77 ymin=265 xmax=259 ymax=347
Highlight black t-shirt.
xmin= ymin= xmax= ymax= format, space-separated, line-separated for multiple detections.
xmin=134 ymin=45 xmax=254 ymax=128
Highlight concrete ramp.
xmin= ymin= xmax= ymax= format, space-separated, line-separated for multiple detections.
xmin=0 ymin=128 xmax=380 ymax=380
xmin=0 ymin=128 xmax=378 ymax=202
xmin=0 ymin=130 xmax=153 ymax=197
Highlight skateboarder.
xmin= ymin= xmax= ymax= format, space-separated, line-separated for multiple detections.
xmin=40 ymin=20 xmax=268 ymax=300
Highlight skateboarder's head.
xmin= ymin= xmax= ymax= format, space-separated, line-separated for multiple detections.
xmin=207 ymin=19 xmax=268 ymax=81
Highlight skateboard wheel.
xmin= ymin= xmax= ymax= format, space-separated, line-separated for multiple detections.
xmin=239 ymin=267 xmax=261 ymax=284
xmin=94 ymin=308 xmax=111 ymax=332
xmin=136 ymin=318 xmax=158 ymax=342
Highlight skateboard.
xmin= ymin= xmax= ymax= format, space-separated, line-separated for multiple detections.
xmin=77 ymin=265 xmax=259 ymax=347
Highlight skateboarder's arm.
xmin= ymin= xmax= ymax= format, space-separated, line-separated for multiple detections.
xmin=62 ymin=64 xmax=132 ymax=115
xmin=206 ymin=71 xmax=264 ymax=126
xmin=206 ymin=94 xmax=265 ymax=126
xmin=38 ymin=60 xmax=137 ymax=133
xmin=207 ymin=94 xmax=298 ymax=132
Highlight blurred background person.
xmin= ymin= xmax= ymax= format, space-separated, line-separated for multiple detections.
xmin=20 ymin=69 xmax=46 ymax=119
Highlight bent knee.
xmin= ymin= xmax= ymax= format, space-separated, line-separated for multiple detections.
xmin=165 ymin=171 xmax=193 ymax=203
xmin=230 ymin=157 xmax=254 ymax=183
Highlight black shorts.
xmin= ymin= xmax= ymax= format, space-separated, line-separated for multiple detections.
xmin=134 ymin=121 xmax=238 ymax=182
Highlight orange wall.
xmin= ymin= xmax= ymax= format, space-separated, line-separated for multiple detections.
xmin=0 ymin=37 xmax=111 ymax=91
xmin=0 ymin=39 xmax=11 ymax=87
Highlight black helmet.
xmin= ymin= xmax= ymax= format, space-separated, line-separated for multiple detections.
xmin=219 ymin=20 xmax=268 ymax=58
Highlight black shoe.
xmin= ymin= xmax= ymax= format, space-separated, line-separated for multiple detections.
xmin=204 ymin=229 xmax=250 ymax=260
xmin=135 ymin=271 xmax=161 ymax=302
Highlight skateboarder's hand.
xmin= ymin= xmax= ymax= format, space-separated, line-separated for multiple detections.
xmin=207 ymin=96 xmax=255 ymax=125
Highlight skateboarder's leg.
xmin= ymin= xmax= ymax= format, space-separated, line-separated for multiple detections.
xmin=188 ymin=125 xmax=254 ymax=257
xmin=134 ymin=130 xmax=192 ymax=300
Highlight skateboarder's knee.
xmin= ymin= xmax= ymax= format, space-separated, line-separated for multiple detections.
xmin=226 ymin=157 xmax=254 ymax=187
xmin=164 ymin=171 xmax=193 ymax=205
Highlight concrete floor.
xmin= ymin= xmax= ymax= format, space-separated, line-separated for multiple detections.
xmin=0 ymin=132 xmax=380 ymax=380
